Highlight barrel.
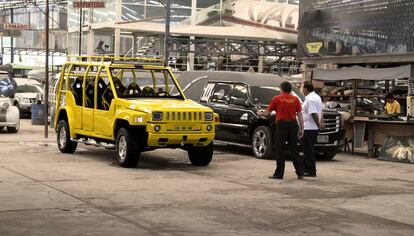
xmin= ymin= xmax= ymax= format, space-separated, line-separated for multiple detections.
xmin=31 ymin=104 xmax=45 ymax=125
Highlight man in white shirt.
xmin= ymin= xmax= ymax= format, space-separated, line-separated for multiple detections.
xmin=301 ymin=82 xmax=324 ymax=177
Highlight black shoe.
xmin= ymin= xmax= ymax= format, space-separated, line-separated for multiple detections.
xmin=268 ymin=175 xmax=283 ymax=179
xmin=297 ymin=175 xmax=304 ymax=180
xmin=304 ymin=172 xmax=317 ymax=177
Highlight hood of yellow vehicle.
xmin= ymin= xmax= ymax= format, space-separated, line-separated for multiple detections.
xmin=116 ymin=98 xmax=211 ymax=112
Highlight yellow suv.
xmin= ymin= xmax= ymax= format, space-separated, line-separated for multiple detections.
xmin=54 ymin=56 xmax=218 ymax=167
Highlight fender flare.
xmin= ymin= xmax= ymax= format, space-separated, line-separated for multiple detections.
xmin=113 ymin=110 xmax=147 ymax=139
xmin=56 ymin=108 xmax=76 ymax=138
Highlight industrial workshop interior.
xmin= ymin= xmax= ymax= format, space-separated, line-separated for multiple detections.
xmin=0 ymin=0 xmax=413 ymax=235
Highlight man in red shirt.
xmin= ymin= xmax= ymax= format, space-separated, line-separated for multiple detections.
xmin=258 ymin=81 xmax=305 ymax=180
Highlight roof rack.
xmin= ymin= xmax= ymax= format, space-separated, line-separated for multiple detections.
xmin=66 ymin=56 xmax=164 ymax=66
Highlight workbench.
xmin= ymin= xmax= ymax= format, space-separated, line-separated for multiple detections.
xmin=353 ymin=117 xmax=414 ymax=157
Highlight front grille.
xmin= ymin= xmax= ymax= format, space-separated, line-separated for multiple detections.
xmin=319 ymin=114 xmax=340 ymax=135
xmin=165 ymin=111 xmax=203 ymax=122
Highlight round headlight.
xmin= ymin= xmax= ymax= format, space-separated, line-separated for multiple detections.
xmin=3 ymin=103 xmax=10 ymax=109
xmin=206 ymin=125 xmax=212 ymax=131
xmin=154 ymin=125 xmax=161 ymax=132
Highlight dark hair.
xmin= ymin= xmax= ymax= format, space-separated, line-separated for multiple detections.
xmin=303 ymin=81 xmax=314 ymax=92
xmin=385 ymin=93 xmax=394 ymax=100
xmin=280 ymin=81 xmax=292 ymax=93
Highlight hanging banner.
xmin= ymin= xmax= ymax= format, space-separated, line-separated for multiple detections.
xmin=73 ymin=1 xmax=105 ymax=8
xmin=298 ymin=0 xmax=414 ymax=58
xmin=4 ymin=23 xmax=30 ymax=30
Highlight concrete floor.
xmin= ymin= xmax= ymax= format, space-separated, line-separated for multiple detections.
xmin=0 ymin=120 xmax=413 ymax=236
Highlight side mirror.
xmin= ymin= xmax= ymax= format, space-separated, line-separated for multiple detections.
xmin=234 ymin=98 xmax=249 ymax=107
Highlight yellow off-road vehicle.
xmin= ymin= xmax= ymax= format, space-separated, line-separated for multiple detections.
xmin=54 ymin=56 xmax=218 ymax=167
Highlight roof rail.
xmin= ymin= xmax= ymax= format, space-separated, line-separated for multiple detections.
xmin=66 ymin=55 xmax=164 ymax=65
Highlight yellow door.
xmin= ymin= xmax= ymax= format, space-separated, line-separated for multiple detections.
xmin=82 ymin=74 xmax=95 ymax=132
xmin=94 ymin=76 xmax=115 ymax=137
xmin=64 ymin=64 xmax=84 ymax=130
xmin=82 ymin=108 xmax=94 ymax=131
xmin=70 ymin=76 xmax=83 ymax=130
xmin=94 ymin=106 xmax=115 ymax=137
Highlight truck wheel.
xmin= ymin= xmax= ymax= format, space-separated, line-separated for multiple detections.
xmin=0 ymin=126 xmax=4 ymax=131
xmin=316 ymin=152 xmax=336 ymax=160
xmin=188 ymin=143 xmax=213 ymax=166
xmin=7 ymin=126 xmax=19 ymax=133
xmin=252 ymin=126 xmax=273 ymax=159
xmin=56 ymin=120 xmax=77 ymax=153
xmin=116 ymin=128 xmax=140 ymax=168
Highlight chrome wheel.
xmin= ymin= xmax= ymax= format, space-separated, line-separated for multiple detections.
xmin=56 ymin=120 xmax=77 ymax=153
xmin=118 ymin=136 xmax=127 ymax=162
xmin=253 ymin=130 xmax=267 ymax=158
xmin=59 ymin=126 xmax=67 ymax=148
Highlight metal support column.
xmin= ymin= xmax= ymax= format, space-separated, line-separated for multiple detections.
xmin=87 ymin=29 xmax=95 ymax=56
xmin=78 ymin=0 xmax=82 ymax=55
xmin=114 ymin=0 xmax=122 ymax=57
xmin=1 ymin=36 xmax=3 ymax=65
xmin=10 ymin=8 xmax=14 ymax=63
xmin=114 ymin=29 xmax=121 ymax=57
xmin=44 ymin=0 xmax=50 ymax=138
xmin=164 ymin=0 xmax=171 ymax=66
xmin=132 ymin=33 xmax=137 ymax=57
xmin=159 ymin=36 xmax=165 ymax=58
xmin=258 ymin=42 xmax=264 ymax=73
xmin=187 ymin=0 xmax=197 ymax=71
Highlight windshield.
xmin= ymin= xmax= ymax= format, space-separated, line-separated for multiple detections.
xmin=16 ymin=84 xmax=43 ymax=93
xmin=250 ymin=86 xmax=304 ymax=105
xmin=109 ymin=68 xmax=184 ymax=99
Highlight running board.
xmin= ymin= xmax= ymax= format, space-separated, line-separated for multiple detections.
xmin=72 ymin=138 xmax=116 ymax=149
xmin=214 ymin=140 xmax=251 ymax=148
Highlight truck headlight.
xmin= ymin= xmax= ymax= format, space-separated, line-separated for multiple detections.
xmin=152 ymin=112 xmax=163 ymax=121
xmin=3 ymin=103 xmax=9 ymax=109
xmin=204 ymin=112 xmax=213 ymax=121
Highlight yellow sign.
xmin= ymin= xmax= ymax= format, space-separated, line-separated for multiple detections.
xmin=306 ymin=42 xmax=323 ymax=54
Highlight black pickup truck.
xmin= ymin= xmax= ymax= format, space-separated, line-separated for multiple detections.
xmin=176 ymin=71 xmax=345 ymax=160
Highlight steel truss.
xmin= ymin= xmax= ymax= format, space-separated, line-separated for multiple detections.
xmin=168 ymin=37 xmax=297 ymax=57
xmin=0 ymin=0 xmax=66 ymax=11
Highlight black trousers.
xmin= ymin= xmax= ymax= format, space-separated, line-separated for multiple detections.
xmin=303 ymin=130 xmax=319 ymax=174
xmin=273 ymin=121 xmax=304 ymax=178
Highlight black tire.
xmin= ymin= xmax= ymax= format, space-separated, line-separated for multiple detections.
xmin=0 ymin=126 xmax=4 ymax=131
xmin=316 ymin=152 xmax=336 ymax=160
xmin=251 ymin=126 xmax=273 ymax=159
xmin=188 ymin=143 xmax=213 ymax=166
xmin=116 ymin=128 xmax=140 ymax=168
xmin=56 ymin=120 xmax=77 ymax=153
xmin=7 ymin=126 xmax=19 ymax=133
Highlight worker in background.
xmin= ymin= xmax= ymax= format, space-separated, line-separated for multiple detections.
xmin=384 ymin=93 xmax=401 ymax=115
xmin=257 ymin=81 xmax=305 ymax=180
xmin=301 ymin=81 xmax=324 ymax=177
xmin=95 ymin=41 xmax=106 ymax=55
